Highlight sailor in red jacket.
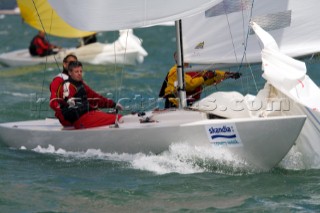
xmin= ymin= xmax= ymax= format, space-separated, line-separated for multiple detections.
xmin=50 ymin=60 xmax=122 ymax=129
xmin=49 ymin=54 xmax=78 ymax=126
xmin=29 ymin=31 xmax=59 ymax=57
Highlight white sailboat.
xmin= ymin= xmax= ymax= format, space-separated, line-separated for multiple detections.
xmin=0 ymin=0 xmax=310 ymax=171
xmin=181 ymin=0 xmax=320 ymax=169
xmin=0 ymin=0 xmax=148 ymax=67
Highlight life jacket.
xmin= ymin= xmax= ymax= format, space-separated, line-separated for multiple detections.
xmin=59 ymin=79 xmax=92 ymax=123
xmin=158 ymin=71 xmax=202 ymax=100
xmin=158 ymin=73 xmax=168 ymax=98
xmin=186 ymin=71 xmax=202 ymax=101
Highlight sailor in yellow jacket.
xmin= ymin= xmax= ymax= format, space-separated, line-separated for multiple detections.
xmin=159 ymin=64 xmax=241 ymax=108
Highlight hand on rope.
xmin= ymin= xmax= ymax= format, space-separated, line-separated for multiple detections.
xmin=225 ymin=72 xmax=242 ymax=79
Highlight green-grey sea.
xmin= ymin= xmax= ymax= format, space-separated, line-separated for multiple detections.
xmin=1 ymin=13 xmax=320 ymax=213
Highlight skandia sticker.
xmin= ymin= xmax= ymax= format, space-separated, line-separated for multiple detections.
xmin=205 ymin=123 xmax=243 ymax=147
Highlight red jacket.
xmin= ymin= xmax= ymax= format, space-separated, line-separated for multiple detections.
xmin=49 ymin=74 xmax=115 ymax=126
xmin=31 ymin=35 xmax=52 ymax=56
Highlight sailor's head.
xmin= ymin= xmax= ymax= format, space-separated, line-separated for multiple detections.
xmin=38 ymin=31 xmax=45 ymax=37
xmin=68 ymin=61 xmax=83 ymax=82
xmin=63 ymin=54 xmax=78 ymax=74
xmin=63 ymin=54 xmax=78 ymax=63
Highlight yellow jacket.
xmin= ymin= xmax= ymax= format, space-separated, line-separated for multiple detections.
xmin=164 ymin=65 xmax=205 ymax=98
xmin=163 ymin=65 xmax=227 ymax=107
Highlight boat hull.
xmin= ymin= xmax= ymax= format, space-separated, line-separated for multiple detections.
xmin=0 ymin=47 xmax=143 ymax=67
xmin=0 ymin=110 xmax=306 ymax=170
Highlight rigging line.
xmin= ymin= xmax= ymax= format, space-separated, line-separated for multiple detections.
xmin=111 ymin=30 xmax=120 ymax=126
xmin=31 ymin=0 xmax=60 ymax=69
xmin=30 ymin=0 xmax=54 ymax=118
xmin=38 ymin=8 xmax=56 ymax=118
xmin=114 ymin=30 xmax=129 ymax=125
xmin=237 ymin=0 xmax=255 ymax=72
xmin=238 ymin=0 xmax=259 ymax=93
xmin=118 ymin=30 xmax=129 ymax=100
xmin=223 ymin=1 xmax=238 ymax=65
xmin=112 ymin=31 xmax=118 ymax=100
xmin=113 ymin=31 xmax=121 ymax=100
xmin=236 ymin=0 xmax=248 ymax=93
xmin=223 ymin=0 xmax=254 ymax=94
xmin=246 ymin=58 xmax=259 ymax=93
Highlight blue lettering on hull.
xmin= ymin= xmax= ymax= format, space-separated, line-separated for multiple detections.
xmin=205 ymin=123 xmax=243 ymax=147
xmin=211 ymin=134 xmax=236 ymax=139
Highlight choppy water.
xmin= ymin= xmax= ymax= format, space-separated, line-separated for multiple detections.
xmin=1 ymin=13 xmax=320 ymax=213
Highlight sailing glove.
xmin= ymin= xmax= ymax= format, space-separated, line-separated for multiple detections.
xmin=225 ymin=72 xmax=242 ymax=79
xmin=232 ymin=72 xmax=242 ymax=79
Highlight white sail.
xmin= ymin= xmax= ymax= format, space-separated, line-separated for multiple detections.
xmin=182 ymin=0 xmax=320 ymax=64
xmin=251 ymin=22 xmax=320 ymax=168
xmin=47 ymin=0 xmax=222 ymax=31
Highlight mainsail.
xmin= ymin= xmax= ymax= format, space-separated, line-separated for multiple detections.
xmin=182 ymin=0 xmax=320 ymax=64
xmin=47 ymin=0 xmax=223 ymax=31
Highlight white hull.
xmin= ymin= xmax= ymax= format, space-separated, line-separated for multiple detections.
xmin=0 ymin=48 xmax=143 ymax=67
xmin=0 ymin=110 xmax=306 ymax=170
xmin=0 ymin=31 xmax=148 ymax=67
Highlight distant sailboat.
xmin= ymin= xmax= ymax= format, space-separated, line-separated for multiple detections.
xmin=0 ymin=0 xmax=148 ymax=67
xmin=0 ymin=1 xmax=19 ymax=15
xmin=0 ymin=7 xmax=20 ymax=15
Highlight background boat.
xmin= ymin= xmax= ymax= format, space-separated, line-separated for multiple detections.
xmin=0 ymin=0 xmax=19 ymax=15
xmin=0 ymin=0 xmax=148 ymax=67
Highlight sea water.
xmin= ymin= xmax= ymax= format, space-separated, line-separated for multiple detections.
xmin=1 ymin=13 xmax=320 ymax=213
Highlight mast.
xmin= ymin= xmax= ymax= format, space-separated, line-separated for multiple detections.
xmin=175 ymin=19 xmax=187 ymax=108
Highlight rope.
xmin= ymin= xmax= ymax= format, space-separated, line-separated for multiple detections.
xmin=223 ymin=1 xmax=238 ymax=64
xmin=31 ymin=0 xmax=60 ymax=68
xmin=112 ymin=31 xmax=119 ymax=125
xmin=238 ymin=0 xmax=260 ymax=93
xmin=31 ymin=0 xmax=61 ymax=118
xmin=219 ymin=0 xmax=260 ymax=95
xmin=113 ymin=29 xmax=130 ymax=125
xmin=117 ymin=30 xmax=129 ymax=101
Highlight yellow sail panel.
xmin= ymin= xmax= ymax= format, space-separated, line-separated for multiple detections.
xmin=17 ymin=0 xmax=95 ymax=38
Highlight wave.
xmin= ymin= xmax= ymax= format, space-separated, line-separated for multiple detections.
xmin=25 ymin=143 xmax=262 ymax=175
